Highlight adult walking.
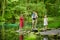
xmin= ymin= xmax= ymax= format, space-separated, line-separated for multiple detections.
xmin=32 ymin=11 xmax=38 ymax=29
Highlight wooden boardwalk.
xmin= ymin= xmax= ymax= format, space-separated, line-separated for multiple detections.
xmin=16 ymin=28 xmax=60 ymax=36
xmin=40 ymin=29 xmax=60 ymax=35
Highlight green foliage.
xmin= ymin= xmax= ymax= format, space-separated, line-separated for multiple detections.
xmin=5 ymin=29 xmax=19 ymax=40
xmin=25 ymin=33 xmax=36 ymax=40
xmin=0 ymin=0 xmax=60 ymax=40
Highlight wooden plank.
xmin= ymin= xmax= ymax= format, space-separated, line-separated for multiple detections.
xmin=40 ymin=29 xmax=60 ymax=35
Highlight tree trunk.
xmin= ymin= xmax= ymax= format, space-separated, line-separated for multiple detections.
xmin=2 ymin=0 xmax=5 ymax=40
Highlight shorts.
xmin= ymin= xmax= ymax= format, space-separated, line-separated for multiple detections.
xmin=33 ymin=18 xmax=36 ymax=20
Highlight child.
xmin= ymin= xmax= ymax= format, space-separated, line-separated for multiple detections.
xmin=20 ymin=14 xmax=24 ymax=31
xmin=32 ymin=11 xmax=38 ymax=29
xmin=44 ymin=15 xmax=48 ymax=30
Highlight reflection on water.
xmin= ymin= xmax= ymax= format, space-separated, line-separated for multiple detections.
xmin=20 ymin=35 xmax=24 ymax=40
xmin=0 ymin=29 xmax=60 ymax=40
xmin=0 ymin=22 xmax=60 ymax=40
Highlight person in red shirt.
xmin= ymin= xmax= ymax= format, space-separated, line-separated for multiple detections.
xmin=19 ymin=14 xmax=24 ymax=40
xmin=20 ymin=14 xmax=24 ymax=30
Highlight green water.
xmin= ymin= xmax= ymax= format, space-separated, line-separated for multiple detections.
xmin=0 ymin=29 xmax=60 ymax=40
xmin=0 ymin=22 xmax=60 ymax=40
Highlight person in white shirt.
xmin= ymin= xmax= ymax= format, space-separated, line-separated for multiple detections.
xmin=44 ymin=15 xmax=48 ymax=30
